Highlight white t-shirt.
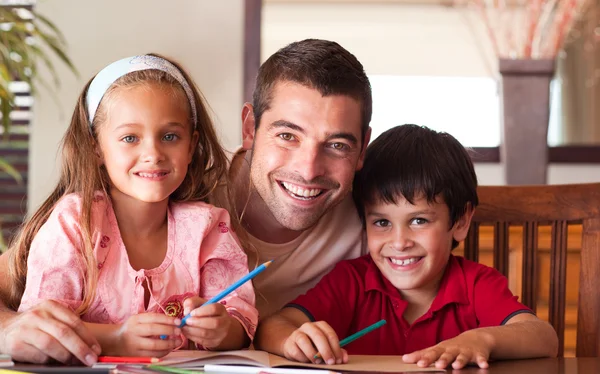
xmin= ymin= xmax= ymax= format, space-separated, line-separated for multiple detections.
xmin=246 ymin=196 xmax=367 ymax=318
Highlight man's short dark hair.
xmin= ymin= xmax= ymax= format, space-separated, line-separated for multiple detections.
xmin=252 ymin=39 xmax=372 ymax=141
xmin=353 ymin=124 xmax=479 ymax=249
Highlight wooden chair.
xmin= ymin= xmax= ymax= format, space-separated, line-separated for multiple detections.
xmin=463 ymin=183 xmax=600 ymax=357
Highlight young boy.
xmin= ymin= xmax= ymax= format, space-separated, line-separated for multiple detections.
xmin=254 ymin=124 xmax=558 ymax=370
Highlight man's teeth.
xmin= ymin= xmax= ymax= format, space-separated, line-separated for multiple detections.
xmin=282 ymin=182 xmax=322 ymax=197
xmin=390 ymin=257 xmax=420 ymax=266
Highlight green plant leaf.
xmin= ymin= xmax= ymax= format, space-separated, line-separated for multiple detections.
xmin=0 ymin=156 xmax=22 ymax=184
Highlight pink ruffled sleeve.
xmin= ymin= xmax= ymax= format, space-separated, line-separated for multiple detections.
xmin=200 ymin=206 xmax=258 ymax=341
xmin=18 ymin=196 xmax=86 ymax=313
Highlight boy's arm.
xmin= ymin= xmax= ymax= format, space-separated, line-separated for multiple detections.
xmin=255 ymin=307 xmax=312 ymax=356
xmin=403 ymin=313 xmax=558 ymax=369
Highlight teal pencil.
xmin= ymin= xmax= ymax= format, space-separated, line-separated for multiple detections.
xmin=314 ymin=319 xmax=387 ymax=359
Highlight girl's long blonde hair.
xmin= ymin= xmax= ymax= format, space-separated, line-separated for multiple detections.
xmin=7 ymin=54 xmax=245 ymax=313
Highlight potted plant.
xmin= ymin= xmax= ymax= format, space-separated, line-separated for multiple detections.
xmin=0 ymin=4 xmax=77 ymax=249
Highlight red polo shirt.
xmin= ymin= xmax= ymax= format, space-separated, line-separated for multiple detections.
xmin=287 ymin=254 xmax=532 ymax=355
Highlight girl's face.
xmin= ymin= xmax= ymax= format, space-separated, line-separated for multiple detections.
xmin=96 ymin=83 xmax=198 ymax=205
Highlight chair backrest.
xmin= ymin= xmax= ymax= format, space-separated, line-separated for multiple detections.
xmin=465 ymin=183 xmax=600 ymax=357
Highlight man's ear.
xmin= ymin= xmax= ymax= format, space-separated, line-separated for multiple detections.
xmin=356 ymin=126 xmax=372 ymax=171
xmin=241 ymin=103 xmax=256 ymax=150
xmin=453 ymin=203 xmax=475 ymax=243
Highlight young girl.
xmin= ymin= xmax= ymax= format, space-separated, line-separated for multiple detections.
xmin=7 ymin=54 xmax=258 ymax=358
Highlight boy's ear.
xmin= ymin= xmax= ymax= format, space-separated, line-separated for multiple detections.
xmin=452 ymin=203 xmax=475 ymax=243
xmin=241 ymin=103 xmax=256 ymax=150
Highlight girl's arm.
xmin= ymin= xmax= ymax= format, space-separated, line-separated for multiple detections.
xmin=187 ymin=206 xmax=258 ymax=349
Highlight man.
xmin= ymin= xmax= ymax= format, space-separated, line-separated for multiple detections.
xmin=0 ymin=39 xmax=372 ymax=364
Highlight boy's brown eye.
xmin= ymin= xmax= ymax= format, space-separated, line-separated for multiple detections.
xmin=279 ymin=133 xmax=294 ymax=141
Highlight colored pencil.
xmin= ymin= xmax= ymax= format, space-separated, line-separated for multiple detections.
xmin=314 ymin=319 xmax=387 ymax=359
xmin=160 ymin=260 xmax=273 ymax=339
xmin=98 ymin=356 xmax=160 ymax=364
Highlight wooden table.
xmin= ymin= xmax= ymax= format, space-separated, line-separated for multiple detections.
xmin=447 ymin=358 xmax=600 ymax=373
xmin=11 ymin=358 xmax=600 ymax=373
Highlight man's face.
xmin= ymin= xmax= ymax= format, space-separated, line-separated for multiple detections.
xmin=243 ymin=81 xmax=370 ymax=233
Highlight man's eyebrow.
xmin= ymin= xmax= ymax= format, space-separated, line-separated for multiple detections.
xmin=268 ymin=120 xmax=305 ymax=134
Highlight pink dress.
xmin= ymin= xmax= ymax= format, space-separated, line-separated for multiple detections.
xmin=18 ymin=193 xmax=258 ymax=341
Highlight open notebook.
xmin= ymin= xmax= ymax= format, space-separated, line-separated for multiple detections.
xmin=154 ymin=350 xmax=444 ymax=373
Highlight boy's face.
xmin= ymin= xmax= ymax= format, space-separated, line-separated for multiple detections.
xmin=365 ymin=194 xmax=473 ymax=300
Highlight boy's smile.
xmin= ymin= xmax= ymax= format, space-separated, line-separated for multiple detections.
xmin=365 ymin=194 xmax=472 ymax=303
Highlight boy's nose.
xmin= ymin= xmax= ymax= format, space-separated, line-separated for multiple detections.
xmin=391 ymin=227 xmax=414 ymax=250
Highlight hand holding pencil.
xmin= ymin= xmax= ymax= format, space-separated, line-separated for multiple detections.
xmin=179 ymin=296 xmax=234 ymax=349
xmin=282 ymin=319 xmax=386 ymax=365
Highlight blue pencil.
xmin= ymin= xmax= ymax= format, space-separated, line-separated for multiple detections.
xmin=160 ymin=260 xmax=273 ymax=339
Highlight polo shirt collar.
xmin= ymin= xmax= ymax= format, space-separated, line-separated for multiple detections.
xmin=364 ymin=254 xmax=470 ymax=311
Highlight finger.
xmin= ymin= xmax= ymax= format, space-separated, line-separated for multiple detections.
xmin=314 ymin=322 xmax=343 ymax=364
xmin=44 ymin=303 xmax=102 ymax=356
xmin=475 ymin=353 xmax=489 ymax=369
xmin=183 ymin=297 xmax=207 ymax=315
xmin=417 ymin=348 xmax=444 ymax=368
xmin=283 ymin=339 xmax=311 ymax=363
xmin=190 ymin=303 xmax=227 ymax=318
xmin=136 ymin=336 xmax=183 ymax=352
xmin=341 ymin=348 xmax=349 ymax=364
xmin=451 ymin=353 xmax=470 ymax=370
xmin=184 ymin=315 xmax=229 ymax=331
xmin=131 ymin=322 xmax=182 ymax=338
xmin=402 ymin=350 xmax=423 ymax=363
xmin=132 ymin=313 xmax=180 ymax=326
xmin=34 ymin=314 xmax=97 ymax=365
xmin=435 ymin=352 xmax=456 ymax=369
xmin=293 ymin=333 xmax=320 ymax=364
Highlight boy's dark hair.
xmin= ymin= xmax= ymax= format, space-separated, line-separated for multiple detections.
xmin=252 ymin=39 xmax=372 ymax=142
xmin=353 ymin=124 xmax=478 ymax=249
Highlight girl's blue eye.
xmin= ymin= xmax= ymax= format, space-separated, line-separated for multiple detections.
xmin=164 ymin=134 xmax=178 ymax=141
xmin=122 ymin=135 xmax=136 ymax=143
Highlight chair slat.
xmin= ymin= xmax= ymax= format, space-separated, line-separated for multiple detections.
xmin=549 ymin=220 xmax=568 ymax=357
xmin=464 ymin=222 xmax=479 ymax=263
xmin=577 ymin=217 xmax=600 ymax=357
xmin=493 ymin=222 xmax=509 ymax=277
xmin=521 ymin=222 xmax=538 ymax=312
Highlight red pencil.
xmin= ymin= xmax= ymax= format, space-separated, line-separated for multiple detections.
xmin=98 ymin=356 xmax=161 ymax=364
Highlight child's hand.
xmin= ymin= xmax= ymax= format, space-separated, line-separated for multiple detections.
xmin=114 ymin=313 xmax=182 ymax=357
xmin=282 ymin=321 xmax=348 ymax=365
xmin=402 ymin=330 xmax=491 ymax=370
xmin=181 ymin=297 xmax=234 ymax=349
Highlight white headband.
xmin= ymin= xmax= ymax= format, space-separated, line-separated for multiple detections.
xmin=85 ymin=55 xmax=197 ymax=126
